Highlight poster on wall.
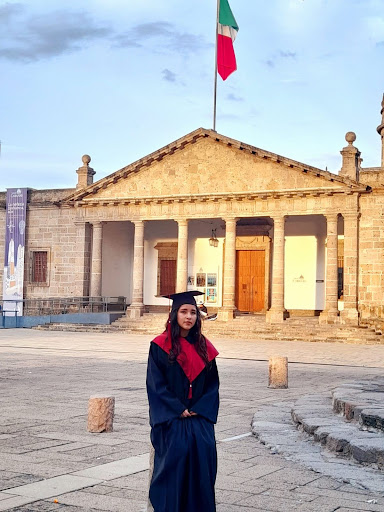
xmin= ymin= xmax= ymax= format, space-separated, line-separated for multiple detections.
xmin=196 ymin=273 xmax=206 ymax=287
xmin=206 ymin=287 xmax=217 ymax=303
xmin=196 ymin=287 xmax=206 ymax=303
xmin=207 ymin=273 xmax=217 ymax=287
xmin=2 ymin=188 xmax=27 ymax=316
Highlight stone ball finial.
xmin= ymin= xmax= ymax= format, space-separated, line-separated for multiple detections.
xmin=82 ymin=154 xmax=91 ymax=166
xmin=345 ymin=132 xmax=356 ymax=145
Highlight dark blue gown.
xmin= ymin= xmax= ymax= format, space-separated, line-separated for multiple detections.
xmin=146 ymin=335 xmax=219 ymax=512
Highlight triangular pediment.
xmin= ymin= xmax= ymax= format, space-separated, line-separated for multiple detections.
xmin=64 ymin=128 xmax=367 ymax=204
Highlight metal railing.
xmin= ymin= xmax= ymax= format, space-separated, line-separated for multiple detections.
xmin=0 ymin=296 xmax=127 ymax=317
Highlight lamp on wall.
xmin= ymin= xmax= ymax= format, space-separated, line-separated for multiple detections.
xmin=209 ymin=229 xmax=219 ymax=247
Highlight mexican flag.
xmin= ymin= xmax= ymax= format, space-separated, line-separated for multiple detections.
xmin=217 ymin=0 xmax=239 ymax=81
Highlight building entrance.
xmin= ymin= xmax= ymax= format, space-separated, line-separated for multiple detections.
xmin=235 ymin=250 xmax=265 ymax=312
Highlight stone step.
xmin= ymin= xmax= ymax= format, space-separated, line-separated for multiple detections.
xmin=331 ymin=380 xmax=384 ymax=432
xmin=251 ymin=398 xmax=384 ymax=493
xmin=290 ymin=381 xmax=384 ymax=468
xmin=31 ymin=315 xmax=383 ymax=343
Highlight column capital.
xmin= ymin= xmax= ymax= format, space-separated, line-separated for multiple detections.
xmin=272 ymin=214 xmax=286 ymax=224
xmin=223 ymin=216 xmax=239 ymax=223
xmin=342 ymin=211 xmax=360 ymax=220
xmin=324 ymin=212 xmax=339 ymax=221
xmin=91 ymin=221 xmax=104 ymax=228
xmin=132 ymin=219 xmax=145 ymax=226
xmin=174 ymin=218 xmax=189 ymax=225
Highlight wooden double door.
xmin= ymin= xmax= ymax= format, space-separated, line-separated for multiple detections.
xmin=235 ymin=250 xmax=265 ymax=312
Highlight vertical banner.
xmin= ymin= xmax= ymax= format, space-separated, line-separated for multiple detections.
xmin=2 ymin=188 xmax=27 ymax=316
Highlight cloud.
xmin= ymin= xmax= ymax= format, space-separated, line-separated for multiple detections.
xmin=280 ymin=50 xmax=296 ymax=58
xmin=0 ymin=5 xmax=112 ymax=62
xmin=264 ymin=49 xmax=298 ymax=69
xmin=113 ymin=21 xmax=212 ymax=56
xmin=0 ymin=2 xmax=24 ymax=22
xmin=226 ymin=93 xmax=244 ymax=102
xmin=162 ymin=68 xmax=176 ymax=82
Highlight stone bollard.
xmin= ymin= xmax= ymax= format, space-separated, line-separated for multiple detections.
xmin=87 ymin=396 xmax=115 ymax=433
xmin=268 ymin=356 xmax=288 ymax=389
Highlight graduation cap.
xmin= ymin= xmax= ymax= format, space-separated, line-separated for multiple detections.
xmin=163 ymin=291 xmax=204 ymax=311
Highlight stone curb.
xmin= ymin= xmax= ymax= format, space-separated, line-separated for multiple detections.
xmin=291 ymin=381 xmax=384 ymax=468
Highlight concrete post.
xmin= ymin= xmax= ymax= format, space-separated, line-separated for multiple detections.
xmin=319 ymin=213 xmax=339 ymax=324
xmin=176 ymin=219 xmax=188 ymax=293
xmin=266 ymin=215 xmax=286 ymax=323
xmin=90 ymin=222 xmax=103 ymax=298
xmin=218 ymin=217 xmax=237 ymax=321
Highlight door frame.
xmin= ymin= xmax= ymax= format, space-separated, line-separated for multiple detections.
xmin=235 ymin=236 xmax=271 ymax=312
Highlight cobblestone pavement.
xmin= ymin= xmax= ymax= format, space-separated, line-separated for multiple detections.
xmin=0 ymin=329 xmax=384 ymax=512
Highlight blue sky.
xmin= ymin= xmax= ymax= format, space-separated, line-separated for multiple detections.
xmin=0 ymin=0 xmax=383 ymax=191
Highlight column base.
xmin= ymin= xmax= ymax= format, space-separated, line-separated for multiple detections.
xmin=266 ymin=308 xmax=285 ymax=324
xmin=340 ymin=308 xmax=359 ymax=325
xmin=126 ymin=305 xmax=144 ymax=319
xmin=319 ymin=309 xmax=340 ymax=325
xmin=217 ymin=307 xmax=235 ymax=322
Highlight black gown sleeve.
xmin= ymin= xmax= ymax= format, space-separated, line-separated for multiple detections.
xmin=190 ymin=359 xmax=219 ymax=424
xmin=146 ymin=342 xmax=186 ymax=427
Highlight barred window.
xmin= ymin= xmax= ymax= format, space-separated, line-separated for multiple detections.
xmin=32 ymin=251 xmax=48 ymax=283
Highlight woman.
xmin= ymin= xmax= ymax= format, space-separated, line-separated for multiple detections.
xmin=146 ymin=291 xmax=220 ymax=512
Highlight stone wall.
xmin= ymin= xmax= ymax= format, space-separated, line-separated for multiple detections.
xmin=359 ymin=187 xmax=384 ymax=324
xmin=24 ymin=188 xmax=80 ymax=298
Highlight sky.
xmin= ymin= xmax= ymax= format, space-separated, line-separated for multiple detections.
xmin=0 ymin=0 xmax=383 ymax=191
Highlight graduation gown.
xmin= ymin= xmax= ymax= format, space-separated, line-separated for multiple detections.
xmin=146 ymin=332 xmax=219 ymax=512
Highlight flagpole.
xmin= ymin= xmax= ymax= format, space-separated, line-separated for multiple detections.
xmin=213 ymin=0 xmax=220 ymax=132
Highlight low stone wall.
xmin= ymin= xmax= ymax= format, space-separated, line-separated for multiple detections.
xmin=0 ymin=312 xmax=124 ymax=329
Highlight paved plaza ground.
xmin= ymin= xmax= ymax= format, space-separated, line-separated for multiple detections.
xmin=0 ymin=328 xmax=384 ymax=511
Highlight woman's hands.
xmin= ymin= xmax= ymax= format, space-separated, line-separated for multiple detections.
xmin=180 ymin=409 xmax=198 ymax=418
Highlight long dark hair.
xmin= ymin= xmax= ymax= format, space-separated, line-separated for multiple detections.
xmin=165 ymin=306 xmax=209 ymax=366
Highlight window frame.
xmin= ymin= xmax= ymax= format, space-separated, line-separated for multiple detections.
xmin=29 ymin=249 xmax=50 ymax=286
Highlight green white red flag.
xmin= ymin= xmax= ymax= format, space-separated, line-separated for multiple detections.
xmin=217 ymin=0 xmax=239 ymax=80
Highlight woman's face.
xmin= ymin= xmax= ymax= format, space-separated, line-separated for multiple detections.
xmin=177 ymin=304 xmax=197 ymax=335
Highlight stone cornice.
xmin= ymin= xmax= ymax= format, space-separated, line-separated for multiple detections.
xmin=72 ymin=186 xmax=370 ymax=208
xmin=62 ymin=128 xmax=366 ymax=204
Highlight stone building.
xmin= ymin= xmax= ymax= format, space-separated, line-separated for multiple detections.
xmin=1 ymin=96 xmax=384 ymax=326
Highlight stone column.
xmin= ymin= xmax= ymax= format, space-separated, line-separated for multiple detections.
xmin=90 ymin=222 xmax=103 ymax=297
xmin=176 ymin=219 xmax=189 ymax=293
xmin=319 ymin=214 xmax=339 ymax=324
xmin=266 ymin=215 xmax=286 ymax=323
xmin=74 ymin=221 xmax=90 ymax=297
xmin=127 ymin=220 xmax=145 ymax=318
xmin=340 ymin=212 xmax=359 ymax=324
xmin=218 ymin=217 xmax=237 ymax=322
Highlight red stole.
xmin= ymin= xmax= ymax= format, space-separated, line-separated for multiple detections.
xmin=152 ymin=332 xmax=219 ymax=398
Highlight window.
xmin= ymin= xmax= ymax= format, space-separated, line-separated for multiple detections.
xmin=31 ymin=251 xmax=48 ymax=284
